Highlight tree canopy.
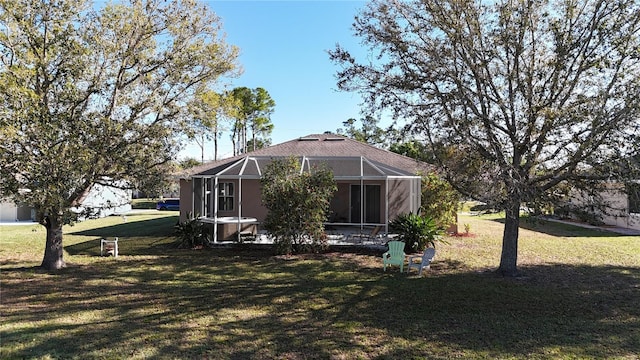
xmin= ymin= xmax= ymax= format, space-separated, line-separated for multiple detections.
xmin=228 ymin=86 xmax=275 ymax=155
xmin=187 ymin=88 xmax=240 ymax=162
xmin=0 ymin=0 xmax=239 ymax=270
xmin=331 ymin=0 xmax=640 ymax=276
xmin=336 ymin=116 xmax=390 ymax=148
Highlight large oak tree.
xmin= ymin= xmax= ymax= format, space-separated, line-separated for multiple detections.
xmin=331 ymin=0 xmax=640 ymax=276
xmin=0 ymin=0 xmax=239 ymax=270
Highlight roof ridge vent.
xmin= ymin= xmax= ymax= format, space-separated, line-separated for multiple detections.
xmin=299 ymin=137 xmax=320 ymax=141
xmin=324 ymin=137 xmax=345 ymax=141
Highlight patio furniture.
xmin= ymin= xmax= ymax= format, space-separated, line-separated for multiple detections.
xmin=407 ymin=248 xmax=436 ymax=275
xmin=347 ymin=226 xmax=382 ymax=243
xmin=382 ymin=240 xmax=406 ymax=272
xmin=100 ymin=237 xmax=119 ymax=258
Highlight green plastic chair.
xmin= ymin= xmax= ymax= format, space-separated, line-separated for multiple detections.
xmin=382 ymin=241 xmax=406 ymax=272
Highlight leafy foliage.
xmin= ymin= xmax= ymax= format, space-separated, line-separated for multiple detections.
xmin=261 ymin=157 xmax=337 ymax=255
xmin=420 ymin=172 xmax=460 ymax=231
xmin=228 ymin=87 xmax=275 ymax=155
xmin=389 ymin=213 xmax=443 ymax=253
xmin=0 ymin=0 xmax=238 ymax=270
xmin=335 ymin=116 xmax=390 ymax=148
xmin=174 ymin=214 xmax=210 ymax=249
xmin=179 ymin=158 xmax=202 ymax=170
xmin=331 ymin=0 xmax=640 ymax=276
xmin=186 ymin=89 xmax=232 ymax=162
xmin=389 ymin=140 xmax=433 ymax=163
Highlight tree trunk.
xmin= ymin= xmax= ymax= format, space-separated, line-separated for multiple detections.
xmin=252 ymin=124 xmax=257 ymax=152
xmin=41 ymin=214 xmax=65 ymax=271
xmin=498 ymin=197 xmax=520 ymax=277
xmin=200 ymin=133 xmax=205 ymax=164
xmin=231 ymin=128 xmax=237 ymax=156
xmin=213 ymin=127 xmax=219 ymax=161
xmin=214 ymin=136 xmax=218 ymax=161
xmin=241 ymin=125 xmax=247 ymax=154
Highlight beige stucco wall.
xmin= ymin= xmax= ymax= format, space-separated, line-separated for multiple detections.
xmin=179 ymin=178 xmax=193 ymax=223
xmin=599 ymin=185 xmax=640 ymax=230
xmin=388 ymin=178 xmax=413 ymax=221
xmin=569 ymin=182 xmax=640 ymax=231
xmin=234 ymin=179 xmax=268 ymax=222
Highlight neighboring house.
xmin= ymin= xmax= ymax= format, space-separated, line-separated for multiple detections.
xmin=179 ymin=133 xmax=433 ymax=241
xmin=565 ymin=181 xmax=640 ymax=231
xmin=70 ymin=181 xmax=132 ymax=219
xmin=0 ymin=199 xmax=35 ymax=222
xmin=0 ymin=181 xmax=131 ymax=223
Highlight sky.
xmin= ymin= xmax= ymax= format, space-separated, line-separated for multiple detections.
xmin=179 ymin=0 xmax=370 ymax=161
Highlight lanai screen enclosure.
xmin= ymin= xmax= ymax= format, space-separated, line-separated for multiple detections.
xmin=189 ymin=155 xmax=421 ymax=242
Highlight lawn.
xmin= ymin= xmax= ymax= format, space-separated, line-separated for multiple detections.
xmin=1 ymin=213 xmax=639 ymax=359
xmin=130 ymin=198 xmax=159 ymax=210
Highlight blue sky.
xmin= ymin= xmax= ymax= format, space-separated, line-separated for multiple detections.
xmin=180 ymin=0 xmax=369 ymax=160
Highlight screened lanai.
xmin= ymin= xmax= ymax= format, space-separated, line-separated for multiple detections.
xmin=190 ymin=155 xmax=421 ymax=243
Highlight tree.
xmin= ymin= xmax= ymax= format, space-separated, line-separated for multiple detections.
xmin=389 ymin=140 xmax=432 ymax=163
xmin=261 ymin=157 xmax=337 ymax=255
xmin=246 ymin=137 xmax=271 ymax=151
xmin=228 ymin=86 xmax=275 ymax=155
xmin=0 ymin=0 xmax=239 ymax=270
xmin=249 ymin=87 xmax=275 ymax=152
xmin=336 ymin=115 xmax=389 ymax=148
xmin=331 ymin=0 xmax=640 ymax=276
xmin=187 ymin=90 xmax=221 ymax=163
xmin=133 ymin=161 xmax=179 ymax=199
xmin=179 ymin=158 xmax=202 ymax=170
xmin=187 ymin=89 xmax=240 ymax=162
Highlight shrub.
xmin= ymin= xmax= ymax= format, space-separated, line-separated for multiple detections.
xmin=174 ymin=214 xmax=210 ymax=248
xmin=389 ymin=213 xmax=444 ymax=253
xmin=469 ymin=203 xmax=499 ymax=213
xmin=420 ymin=172 xmax=460 ymax=229
xmin=261 ymin=157 xmax=337 ymax=255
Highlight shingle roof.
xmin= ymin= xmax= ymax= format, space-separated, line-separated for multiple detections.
xmin=180 ymin=133 xmax=433 ymax=178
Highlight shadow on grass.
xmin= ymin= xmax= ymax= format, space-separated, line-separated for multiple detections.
xmin=493 ymin=216 xmax=625 ymax=238
xmin=68 ymin=214 xmax=178 ymax=237
xmin=2 ymin=249 xmax=639 ymax=359
xmin=65 ymin=215 xmax=179 ymax=257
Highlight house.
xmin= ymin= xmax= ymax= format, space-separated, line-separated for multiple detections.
xmin=0 ymin=198 xmax=35 ymax=222
xmin=179 ymin=134 xmax=434 ymax=242
xmin=0 ymin=181 xmax=131 ymax=223
xmin=70 ymin=181 xmax=132 ymax=219
xmin=563 ymin=181 xmax=640 ymax=231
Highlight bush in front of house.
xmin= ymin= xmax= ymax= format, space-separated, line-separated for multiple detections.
xmin=390 ymin=212 xmax=444 ymax=253
xmin=174 ymin=213 xmax=210 ymax=248
xmin=261 ymin=157 xmax=337 ymax=255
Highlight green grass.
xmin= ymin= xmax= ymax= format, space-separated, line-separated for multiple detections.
xmin=1 ymin=213 xmax=639 ymax=359
xmin=130 ymin=198 xmax=158 ymax=209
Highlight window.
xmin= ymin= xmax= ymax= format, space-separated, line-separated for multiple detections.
xmin=218 ymin=182 xmax=235 ymax=211
xmin=628 ymin=183 xmax=640 ymax=214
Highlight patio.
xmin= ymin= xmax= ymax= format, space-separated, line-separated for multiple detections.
xmin=204 ymin=224 xmax=393 ymax=249
xmin=190 ymin=155 xmax=421 ymax=243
